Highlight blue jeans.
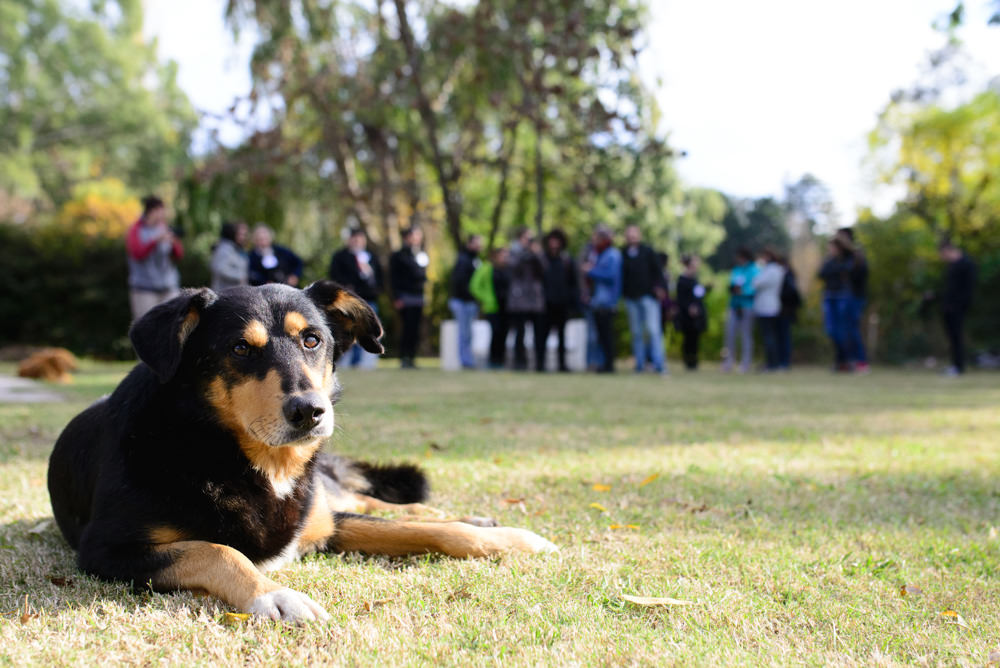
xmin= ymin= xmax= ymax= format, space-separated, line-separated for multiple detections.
xmin=822 ymin=294 xmax=852 ymax=365
xmin=845 ymin=297 xmax=867 ymax=364
xmin=758 ymin=315 xmax=780 ymax=370
xmin=584 ymin=306 xmax=604 ymax=369
xmin=343 ymin=301 xmax=379 ymax=368
xmin=448 ymin=298 xmax=479 ymax=368
xmin=624 ymin=295 xmax=665 ymax=372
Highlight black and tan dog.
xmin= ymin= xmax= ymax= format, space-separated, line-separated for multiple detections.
xmin=48 ymin=281 xmax=555 ymax=622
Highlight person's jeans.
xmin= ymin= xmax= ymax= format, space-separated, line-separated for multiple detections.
xmin=344 ymin=301 xmax=380 ymax=369
xmin=845 ymin=297 xmax=867 ymax=364
xmin=624 ymin=295 xmax=665 ymax=372
xmin=592 ymin=308 xmax=616 ymax=372
xmin=584 ymin=306 xmax=604 ymax=370
xmin=448 ymin=298 xmax=479 ymax=368
xmin=723 ymin=307 xmax=754 ymax=372
xmin=822 ymin=294 xmax=851 ymax=366
xmin=777 ymin=314 xmax=793 ymax=369
xmin=758 ymin=315 xmax=780 ymax=370
xmin=943 ymin=309 xmax=966 ymax=373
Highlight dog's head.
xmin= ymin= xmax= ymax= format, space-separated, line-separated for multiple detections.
xmin=129 ymin=281 xmax=383 ymax=447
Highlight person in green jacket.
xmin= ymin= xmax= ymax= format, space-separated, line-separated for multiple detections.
xmin=470 ymin=247 xmax=511 ymax=369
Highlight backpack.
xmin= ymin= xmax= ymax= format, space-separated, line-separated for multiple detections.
xmin=781 ymin=270 xmax=802 ymax=311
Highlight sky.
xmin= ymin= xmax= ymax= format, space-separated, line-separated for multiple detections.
xmin=143 ymin=0 xmax=1000 ymax=221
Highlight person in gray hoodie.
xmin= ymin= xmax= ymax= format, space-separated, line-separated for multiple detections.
xmin=126 ymin=195 xmax=183 ymax=320
xmin=210 ymin=221 xmax=249 ymax=293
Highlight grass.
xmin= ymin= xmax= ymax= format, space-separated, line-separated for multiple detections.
xmin=1 ymin=361 xmax=999 ymax=665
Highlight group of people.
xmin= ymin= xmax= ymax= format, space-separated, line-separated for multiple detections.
xmin=124 ymin=196 xmax=978 ymax=375
xmin=447 ymin=224 xmax=711 ymax=374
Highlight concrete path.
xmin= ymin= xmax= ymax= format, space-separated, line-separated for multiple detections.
xmin=0 ymin=374 xmax=65 ymax=403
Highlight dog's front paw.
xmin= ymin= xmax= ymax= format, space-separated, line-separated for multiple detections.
xmin=493 ymin=527 xmax=559 ymax=554
xmin=248 ymin=588 xmax=330 ymax=623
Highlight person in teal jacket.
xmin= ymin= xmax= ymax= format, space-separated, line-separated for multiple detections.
xmin=723 ymin=247 xmax=759 ymax=373
xmin=470 ymin=247 xmax=510 ymax=368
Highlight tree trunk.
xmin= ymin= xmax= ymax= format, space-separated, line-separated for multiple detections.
xmin=487 ymin=124 xmax=518 ymax=252
xmin=534 ymin=116 xmax=544 ymax=235
xmin=392 ymin=0 xmax=463 ymax=250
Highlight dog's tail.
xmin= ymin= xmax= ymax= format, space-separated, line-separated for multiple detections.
xmin=314 ymin=452 xmax=429 ymax=504
xmin=353 ymin=461 xmax=430 ymax=504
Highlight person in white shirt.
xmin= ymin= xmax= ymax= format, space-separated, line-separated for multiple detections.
xmin=751 ymin=247 xmax=787 ymax=372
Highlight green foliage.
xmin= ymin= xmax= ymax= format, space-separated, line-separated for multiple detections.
xmin=708 ymin=197 xmax=791 ymax=272
xmin=0 ymin=0 xmax=196 ymax=210
xmin=0 ymin=223 xmax=208 ymax=358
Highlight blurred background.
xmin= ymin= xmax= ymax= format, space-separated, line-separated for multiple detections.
xmin=1 ymin=0 xmax=998 ymax=365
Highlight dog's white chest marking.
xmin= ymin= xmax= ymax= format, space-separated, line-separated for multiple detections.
xmin=270 ymin=476 xmax=295 ymax=499
xmin=256 ymin=530 xmax=302 ymax=572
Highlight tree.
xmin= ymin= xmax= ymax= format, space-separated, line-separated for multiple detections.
xmin=0 ymin=0 xmax=197 ymax=214
xmin=708 ymin=196 xmax=790 ymax=271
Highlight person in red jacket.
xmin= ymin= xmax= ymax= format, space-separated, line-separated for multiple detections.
xmin=126 ymin=196 xmax=184 ymax=320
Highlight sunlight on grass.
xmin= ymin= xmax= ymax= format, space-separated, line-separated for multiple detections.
xmin=2 ymin=365 xmax=999 ymax=664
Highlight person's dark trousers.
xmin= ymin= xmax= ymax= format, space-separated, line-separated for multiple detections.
xmin=943 ymin=309 xmax=966 ymax=373
xmin=777 ymin=314 xmax=792 ymax=369
xmin=537 ymin=305 xmax=570 ymax=371
xmin=758 ymin=315 xmax=781 ymax=370
xmin=846 ymin=297 xmax=868 ymax=364
xmin=486 ymin=312 xmax=509 ymax=368
xmin=681 ymin=329 xmax=700 ymax=370
xmin=823 ymin=294 xmax=850 ymax=368
xmin=592 ymin=308 xmax=616 ymax=373
xmin=399 ymin=306 xmax=423 ymax=366
xmin=510 ymin=312 xmax=544 ymax=370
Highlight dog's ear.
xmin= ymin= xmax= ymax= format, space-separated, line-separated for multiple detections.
xmin=305 ymin=281 xmax=384 ymax=355
xmin=129 ymin=288 xmax=218 ymax=382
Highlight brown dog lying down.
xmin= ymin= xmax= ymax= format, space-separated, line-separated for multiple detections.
xmin=18 ymin=348 xmax=78 ymax=383
xmin=48 ymin=282 xmax=556 ymax=622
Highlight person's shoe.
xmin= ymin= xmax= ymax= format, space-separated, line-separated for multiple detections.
xmin=854 ymin=362 xmax=871 ymax=375
xmin=558 ymin=365 xmax=571 ymax=373
xmin=400 ymin=358 xmax=416 ymax=369
xmin=942 ymin=366 xmax=962 ymax=377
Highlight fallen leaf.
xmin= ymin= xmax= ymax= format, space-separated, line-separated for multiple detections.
xmin=19 ymin=595 xmax=36 ymax=624
xmin=428 ymin=442 xmax=445 ymax=451
xmin=48 ymin=576 xmax=73 ymax=587
xmin=493 ymin=457 xmax=503 ymax=464
xmin=219 ymin=612 xmax=250 ymax=626
xmin=592 ymin=484 xmax=611 ymax=492
xmin=479 ymin=417 xmax=494 ymax=424
xmin=626 ymin=524 xmax=640 ymax=529
xmin=940 ymin=609 xmax=970 ymax=629
xmin=27 ymin=520 xmax=52 ymax=535
xmin=361 ymin=599 xmax=391 ymax=612
xmin=588 ymin=502 xmax=608 ymax=513
xmin=899 ymin=584 xmax=922 ymax=597
xmin=622 ymin=594 xmax=694 ymax=607
xmin=638 ymin=473 xmax=659 ymax=488
xmin=500 ymin=498 xmax=525 ymax=506
xmin=608 ymin=524 xmax=640 ymax=530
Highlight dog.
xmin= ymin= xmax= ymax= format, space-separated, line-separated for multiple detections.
xmin=47 ymin=281 xmax=556 ymax=622
xmin=18 ymin=348 xmax=78 ymax=383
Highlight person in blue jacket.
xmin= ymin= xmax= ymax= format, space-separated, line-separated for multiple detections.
xmin=581 ymin=225 xmax=622 ymax=373
xmin=722 ymin=247 xmax=759 ymax=373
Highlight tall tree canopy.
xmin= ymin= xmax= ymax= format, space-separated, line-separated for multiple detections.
xmin=0 ymin=0 xmax=196 ymax=218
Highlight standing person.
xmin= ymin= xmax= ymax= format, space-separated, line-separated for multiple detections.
xmin=818 ymin=236 xmax=854 ymax=371
xmin=506 ymin=228 xmax=546 ymax=371
xmin=329 ymin=228 xmax=384 ymax=369
xmin=390 ymin=226 xmax=429 ymax=369
xmin=581 ymin=225 xmax=622 ymax=373
xmin=836 ymin=228 xmax=870 ymax=373
xmin=470 ymin=247 xmax=511 ymax=369
xmin=126 ymin=195 xmax=183 ymax=321
xmin=938 ymin=240 xmax=976 ymax=376
xmin=248 ymin=225 xmax=304 ymax=286
xmin=210 ymin=221 xmax=249 ymax=293
xmin=752 ymin=248 xmax=786 ymax=372
xmin=621 ymin=225 xmax=668 ymax=374
xmin=447 ymin=235 xmax=483 ymax=369
xmin=722 ymin=247 xmax=758 ymax=373
xmin=537 ymin=229 xmax=579 ymax=372
xmin=579 ymin=241 xmax=605 ymax=371
xmin=674 ymin=254 xmax=707 ymax=371
xmin=776 ymin=253 xmax=802 ymax=370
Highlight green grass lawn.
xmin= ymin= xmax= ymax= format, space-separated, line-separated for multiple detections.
xmin=2 ymin=362 xmax=999 ymax=665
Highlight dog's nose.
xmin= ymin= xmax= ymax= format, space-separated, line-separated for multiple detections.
xmin=282 ymin=394 xmax=327 ymax=430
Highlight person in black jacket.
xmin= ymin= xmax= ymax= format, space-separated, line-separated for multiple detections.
xmin=248 ymin=225 xmax=304 ymax=287
xmin=536 ymin=228 xmax=579 ymax=372
xmin=776 ymin=253 xmax=802 ymax=370
xmin=448 ymin=235 xmax=483 ymax=369
xmin=818 ymin=236 xmax=854 ymax=371
xmin=390 ymin=227 xmax=429 ymax=369
xmin=939 ymin=240 xmax=976 ymax=376
xmin=837 ymin=228 xmax=870 ymax=373
xmin=329 ymin=228 xmax=384 ymax=368
xmin=674 ymin=254 xmax=707 ymax=370
xmin=621 ymin=225 xmax=668 ymax=374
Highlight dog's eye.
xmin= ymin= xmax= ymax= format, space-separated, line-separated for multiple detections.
xmin=303 ymin=334 xmax=321 ymax=350
xmin=232 ymin=341 xmax=251 ymax=357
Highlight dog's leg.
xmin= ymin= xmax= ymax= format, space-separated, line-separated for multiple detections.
xmin=151 ymin=541 xmax=330 ymax=623
xmin=339 ymin=492 xmax=497 ymax=527
xmin=328 ymin=513 xmax=557 ymax=557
